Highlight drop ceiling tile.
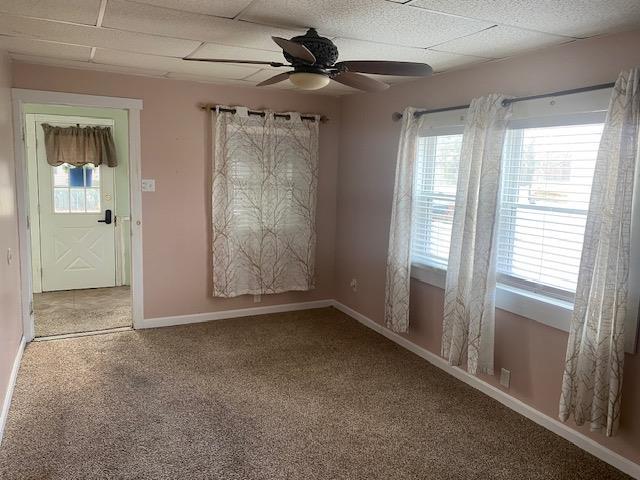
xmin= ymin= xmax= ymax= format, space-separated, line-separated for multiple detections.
xmin=93 ymin=48 xmax=257 ymax=79
xmin=0 ymin=36 xmax=90 ymax=61
xmin=131 ymin=0 xmax=254 ymax=18
xmin=165 ymin=72 xmax=257 ymax=86
xmin=102 ymin=0 xmax=305 ymax=51
xmin=0 ymin=15 xmax=201 ymax=57
xmin=431 ymin=25 xmax=569 ymax=59
xmin=0 ymin=0 xmax=102 ymax=25
xmin=11 ymin=53 xmax=169 ymax=77
xmin=410 ymin=0 xmax=640 ymax=38
xmin=239 ymin=0 xmax=493 ymax=48
xmin=333 ymin=38 xmax=487 ymax=72
xmin=190 ymin=43 xmax=285 ymax=64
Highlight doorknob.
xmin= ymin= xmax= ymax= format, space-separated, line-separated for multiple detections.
xmin=98 ymin=209 xmax=112 ymax=225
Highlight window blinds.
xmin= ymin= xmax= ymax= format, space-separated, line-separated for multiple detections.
xmin=411 ymin=134 xmax=463 ymax=268
xmin=497 ymin=123 xmax=604 ymax=299
xmin=410 ymin=122 xmax=604 ymax=301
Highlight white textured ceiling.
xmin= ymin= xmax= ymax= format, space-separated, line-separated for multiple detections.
xmin=0 ymin=0 xmax=638 ymax=96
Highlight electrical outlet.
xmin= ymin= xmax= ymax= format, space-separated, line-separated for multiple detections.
xmin=254 ymin=294 xmax=261 ymax=303
xmin=141 ymin=179 xmax=156 ymax=192
xmin=500 ymin=368 xmax=511 ymax=389
xmin=350 ymin=278 xmax=358 ymax=292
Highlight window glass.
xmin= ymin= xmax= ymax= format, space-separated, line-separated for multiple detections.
xmin=410 ymin=122 xmax=604 ymax=302
xmin=411 ymin=134 xmax=463 ymax=267
xmin=498 ymin=123 xmax=604 ymax=298
xmin=52 ymin=164 xmax=101 ymax=214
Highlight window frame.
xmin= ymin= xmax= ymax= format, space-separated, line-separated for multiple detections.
xmin=408 ymin=89 xmax=640 ymax=353
xmin=496 ymin=116 xmax=606 ymax=303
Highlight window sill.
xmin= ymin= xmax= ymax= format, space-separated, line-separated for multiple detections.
xmin=411 ymin=262 xmax=572 ymax=333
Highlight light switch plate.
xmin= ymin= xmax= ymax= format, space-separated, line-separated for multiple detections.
xmin=141 ymin=179 xmax=156 ymax=192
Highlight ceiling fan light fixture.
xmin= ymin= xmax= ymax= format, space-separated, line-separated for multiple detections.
xmin=289 ymin=72 xmax=330 ymax=90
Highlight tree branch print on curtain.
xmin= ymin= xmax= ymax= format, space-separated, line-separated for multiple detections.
xmin=560 ymin=67 xmax=640 ymax=436
xmin=442 ymin=94 xmax=511 ymax=376
xmin=212 ymin=108 xmax=320 ymax=297
xmin=384 ymin=107 xmax=423 ymax=333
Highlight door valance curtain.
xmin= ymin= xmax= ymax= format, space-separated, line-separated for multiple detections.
xmin=384 ymin=107 xmax=424 ymax=333
xmin=559 ymin=67 xmax=640 ymax=436
xmin=211 ymin=106 xmax=320 ymax=298
xmin=442 ymin=94 xmax=511 ymax=376
xmin=41 ymin=124 xmax=118 ymax=167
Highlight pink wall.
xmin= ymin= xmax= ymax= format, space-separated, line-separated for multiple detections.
xmin=334 ymin=30 xmax=640 ymax=464
xmin=12 ymin=64 xmax=340 ymax=318
xmin=0 ymin=50 xmax=23 ymax=412
xmin=7 ymin=28 xmax=640 ymax=467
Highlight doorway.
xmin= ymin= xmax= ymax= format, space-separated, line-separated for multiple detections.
xmin=25 ymin=109 xmax=132 ymax=338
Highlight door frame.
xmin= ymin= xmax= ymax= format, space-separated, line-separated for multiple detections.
xmin=12 ymin=89 xmax=144 ymax=341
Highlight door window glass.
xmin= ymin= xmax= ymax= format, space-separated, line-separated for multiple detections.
xmin=53 ymin=164 xmax=101 ymax=213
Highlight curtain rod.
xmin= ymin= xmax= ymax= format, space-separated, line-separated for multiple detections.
xmin=199 ymin=104 xmax=328 ymax=123
xmin=392 ymin=81 xmax=616 ymax=121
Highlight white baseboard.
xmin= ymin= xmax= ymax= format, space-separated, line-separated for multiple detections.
xmin=139 ymin=299 xmax=334 ymax=329
xmin=331 ymin=301 xmax=640 ymax=480
xmin=0 ymin=336 xmax=26 ymax=444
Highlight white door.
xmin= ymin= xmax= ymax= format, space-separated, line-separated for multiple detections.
xmin=36 ymin=117 xmax=117 ymax=291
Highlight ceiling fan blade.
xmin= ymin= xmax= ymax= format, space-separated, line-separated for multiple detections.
xmin=271 ymin=36 xmax=316 ymax=64
xmin=335 ymin=60 xmax=432 ymax=76
xmin=256 ymin=72 xmax=291 ymax=87
xmin=332 ymin=72 xmax=389 ymax=92
xmin=183 ymin=57 xmax=287 ymax=67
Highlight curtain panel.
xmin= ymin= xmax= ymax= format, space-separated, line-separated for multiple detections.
xmin=42 ymin=124 xmax=118 ymax=167
xmin=441 ymin=94 xmax=511 ymax=376
xmin=559 ymin=67 xmax=640 ymax=436
xmin=384 ymin=107 xmax=423 ymax=333
xmin=211 ymin=107 xmax=320 ymax=298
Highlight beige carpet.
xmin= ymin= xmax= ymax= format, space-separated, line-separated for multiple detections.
xmin=34 ymin=286 xmax=131 ymax=337
xmin=0 ymin=308 xmax=630 ymax=479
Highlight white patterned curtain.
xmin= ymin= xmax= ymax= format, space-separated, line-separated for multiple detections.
xmin=211 ymin=107 xmax=319 ymax=297
xmin=442 ymin=94 xmax=511 ymax=376
xmin=559 ymin=67 xmax=640 ymax=436
xmin=384 ymin=107 xmax=423 ymax=332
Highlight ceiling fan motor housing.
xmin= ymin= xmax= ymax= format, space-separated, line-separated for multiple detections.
xmin=285 ymin=28 xmax=339 ymax=68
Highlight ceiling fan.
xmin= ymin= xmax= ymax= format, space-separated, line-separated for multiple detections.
xmin=183 ymin=28 xmax=433 ymax=92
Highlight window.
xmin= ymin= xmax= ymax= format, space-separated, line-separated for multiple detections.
xmin=497 ymin=123 xmax=604 ymax=300
xmin=411 ymin=133 xmax=463 ymax=268
xmin=53 ymin=163 xmax=101 ymax=213
xmin=227 ymin=124 xmax=309 ymax=230
xmin=410 ymin=120 xmax=605 ymax=302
